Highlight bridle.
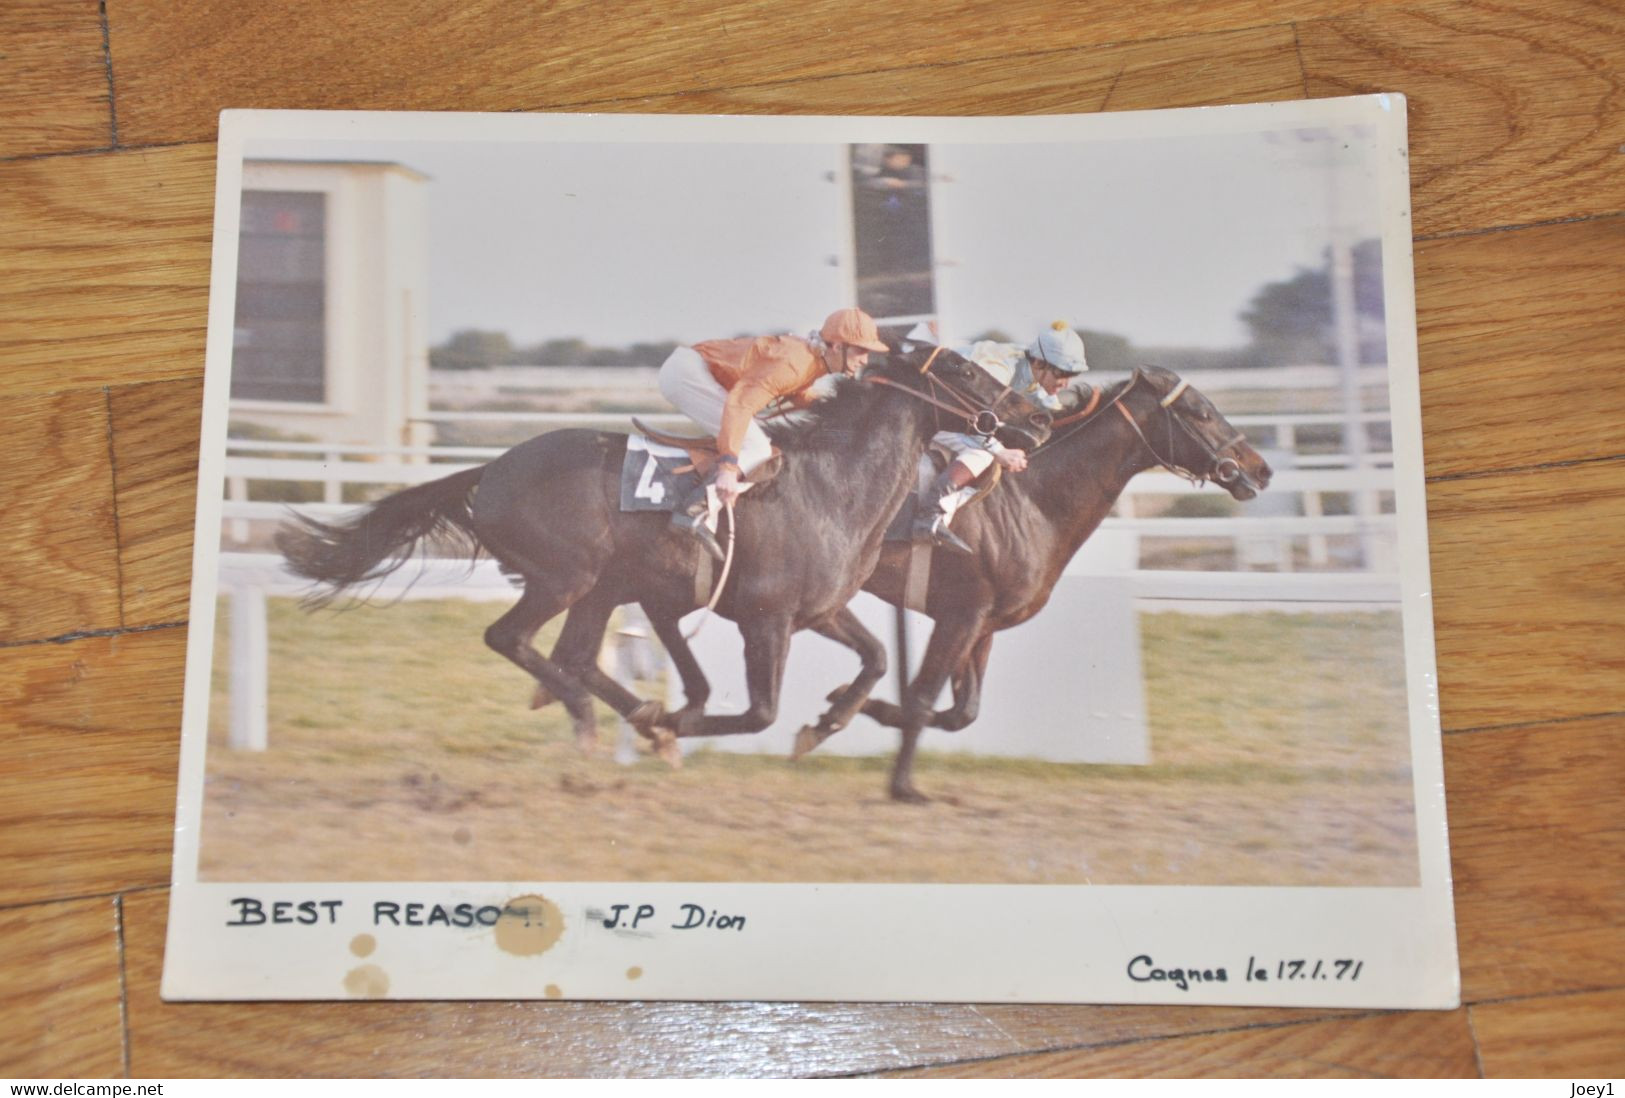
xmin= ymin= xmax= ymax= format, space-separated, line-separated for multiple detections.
xmin=1033 ymin=370 xmax=1251 ymax=489
xmin=866 ymin=345 xmax=1024 ymax=438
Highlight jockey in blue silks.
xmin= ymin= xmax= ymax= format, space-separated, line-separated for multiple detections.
xmin=913 ymin=321 xmax=1089 ymax=554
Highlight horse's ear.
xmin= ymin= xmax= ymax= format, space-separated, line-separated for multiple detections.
xmin=1134 ymin=363 xmax=1173 ymax=391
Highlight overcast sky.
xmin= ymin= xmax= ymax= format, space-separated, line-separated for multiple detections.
xmin=249 ymin=124 xmax=1383 ymax=350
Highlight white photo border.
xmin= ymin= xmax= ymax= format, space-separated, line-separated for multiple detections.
xmin=164 ymin=97 xmax=1458 ymax=1007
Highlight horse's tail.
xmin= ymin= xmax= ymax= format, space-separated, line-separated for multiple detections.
xmin=275 ymin=465 xmax=487 ymax=606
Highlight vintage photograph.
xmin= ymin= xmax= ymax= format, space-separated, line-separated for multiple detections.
xmin=166 ymin=103 xmax=1456 ymax=1004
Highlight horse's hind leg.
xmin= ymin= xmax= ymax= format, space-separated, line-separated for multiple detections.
xmin=791 ymin=607 xmax=887 ymax=760
xmin=548 ymin=593 xmax=660 ymax=752
xmin=484 ymin=584 xmax=601 ymax=747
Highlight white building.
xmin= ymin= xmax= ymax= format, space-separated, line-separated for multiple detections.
xmin=229 ymin=159 xmax=432 ymax=452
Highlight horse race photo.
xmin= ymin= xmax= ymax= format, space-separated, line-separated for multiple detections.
xmin=162 ymin=104 xmax=1457 ymax=1004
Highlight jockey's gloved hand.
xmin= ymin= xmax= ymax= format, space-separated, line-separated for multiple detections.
xmin=715 ymin=463 xmax=743 ymax=505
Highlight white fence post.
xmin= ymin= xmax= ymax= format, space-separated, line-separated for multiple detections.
xmin=227 ymin=475 xmax=250 ymax=544
xmin=229 ymin=584 xmax=269 ymax=752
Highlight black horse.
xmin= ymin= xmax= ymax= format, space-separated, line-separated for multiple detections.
xmin=794 ymin=365 xmax=1275 ymax=801
xmin=277 ymin=348 xmax=1051 ymax=758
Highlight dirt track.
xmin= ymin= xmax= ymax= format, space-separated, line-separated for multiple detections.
xmin=199 ymin=601 xmax=1420 ymax=886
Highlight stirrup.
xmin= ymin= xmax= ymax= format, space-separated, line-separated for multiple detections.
xmin=670 ymin=509 xmax=725 ymax=563
xmin=914 ymin=514 xmax=972 ymax=555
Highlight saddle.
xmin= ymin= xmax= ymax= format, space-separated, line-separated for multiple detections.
xmin=630 ymin=418 xmax=784 ymax=484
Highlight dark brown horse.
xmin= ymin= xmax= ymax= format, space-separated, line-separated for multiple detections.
xmin=794 ymin=365 xmax=1274 ymax=801
xmin=277 ymin=348 xmax=1051 ymax=756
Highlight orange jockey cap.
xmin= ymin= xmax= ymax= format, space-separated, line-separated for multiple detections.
xmin=819 ymin=307 xmax=889 ymax=353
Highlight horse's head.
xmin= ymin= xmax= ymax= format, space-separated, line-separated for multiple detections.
xmin=1119 ymin=366 xmax=1272 ymax=500
xmin=876 ymin=345 xmax=1054 ymax=449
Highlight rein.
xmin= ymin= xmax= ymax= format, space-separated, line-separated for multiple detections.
xmin=1029 ymin=375 xmax=1140 ymax=459
xmin=1032 ymin=372 xmax=1250 ymax=489
xmin=867 ymin=362 xmax=1001 ymax=437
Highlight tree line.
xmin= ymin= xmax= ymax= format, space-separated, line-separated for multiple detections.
xmin=431 ymin=240 xmax=1385 ymax=372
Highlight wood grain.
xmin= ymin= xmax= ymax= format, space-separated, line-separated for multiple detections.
xmin=0 ymin=143 xmax=213 ymax=398
xmin=109 ymin=378 xmax=204 ymax=627
xmin=888 ymin=1008 xmax=1480 ymax=1077
xmin=1428 ymin=458 xmax=1625 ymax=730
xmin=604 ymin=24 xmax=1305 ymax=116
xmin=0 ymin=628 xmax=183 ymax=907
xmin=1416 ymin=215 xmax=1625 ymax=477
xmin=101 ymin=0 xmax=1401 ymax=148
xmin=1472 ymin=989 xmax=1625 ymax=1076
xmin=0 ymin=388 xmax=121 ymax=644
xmin=1446 ymin=717 xmax=1625 ymax=1003
xmin=0 ymin=2 xmax=112 ymax=159
xmin=1298 ymin=0 xmax=1625 ymax=237
xmin=0 ymin=897 xmax=124 ymax=1078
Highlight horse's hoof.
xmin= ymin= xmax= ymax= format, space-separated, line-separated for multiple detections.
xmin=627 ymin=700 xmax=666 ymax=737
xmin=652 ymin=729 xmax=684 ymax=770
xmin=890 ymin=785 xmax=931 ymax=805
xmin=574 ymin=730 xmax=599 ymax=756
xmin=530 ymin=684 xmax=557 ymax=711
xmin=790 ymin=724 xmax=823 ymax=761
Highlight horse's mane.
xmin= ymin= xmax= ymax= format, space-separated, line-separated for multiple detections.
xmin=761 ymin=356 xmax=927 ymax=454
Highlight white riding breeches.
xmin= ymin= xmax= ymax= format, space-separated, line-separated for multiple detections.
xmin=935 ymin=440 xmax=996 ymax=478
xmin=657 ymin=346 xmax=776 ymax=475
xmin=929 ymin=434 xmax=993 ymax=523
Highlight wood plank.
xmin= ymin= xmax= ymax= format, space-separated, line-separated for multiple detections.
xmin=604 ymin=24 xmax=1305 ymax=116
xmin=1472 ymin=989 xmax=1625 ymax=1077
xmin=0 ymin=388 xmax=121 ymax=644
xmin=1298 ymin=0 xmax=1625 ymax=237
xmin=1416 ymin=216 xmax=1625 ymax=477
xmin=0 ymin=1 xmax=112 ymax=159
xmin=0 ymin=628 xmax=184 ymax=906
xmin=1446 ymin=718 xmax=1625 ymax=1004
xmin=122 ymin=886 xmax=1355 ymax=1076
xmin=109 ymin=378 xmax=204 ymax=627
xmin=0 ymin=143 xmax=213 ymax=398
xmin=1428 ymin=459 xmax=1625 ymax=730
xmin=102 ymin=0 xmax=1400 ymax=147
xmin=889 ymin=1008 xmax=1480 ymax=1077
xmin=0 ymin=897 xmax=124 ymax=1078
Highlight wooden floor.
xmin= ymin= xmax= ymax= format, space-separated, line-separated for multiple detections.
xmin=3 ymin=0 xmax=1622 ymax=1079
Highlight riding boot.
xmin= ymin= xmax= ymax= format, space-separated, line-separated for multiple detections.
xmin=911 ymin=471 xmax=974 ymax=555
xmin=669 ymin=476 xmax=725 ymax=563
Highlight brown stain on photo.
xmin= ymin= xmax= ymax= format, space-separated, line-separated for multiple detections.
xmin=545 ymin=984 xmax=563 ymax=999
xmin=492 ymin=894 xmax=566 ymax=957
xmin=343 ymin=964 xmax=389 ymax=998
xmin=349 ymin=933 xmax=376 ymax=958
xmin=626 ymin=966 xmax=643 ymax=981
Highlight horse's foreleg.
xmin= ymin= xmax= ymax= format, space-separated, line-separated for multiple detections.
xmin=790 ymin=608 xmax=887 ymax=760
xmin=855 ymin=631 xmax=994 ymax=731
xmin=644 ymin=602 xmax=710 ymax=721
xmin=890 ymin=614 xmax=986 ymax=803
xmin=932 ymin=632 xmax=994 ymax=732
xmin=674 ymin=613 xmax=793 ymax=738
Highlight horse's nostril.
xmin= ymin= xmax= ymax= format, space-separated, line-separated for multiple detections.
xmin=1031 ymin=413 xmax=1053 ymax=430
